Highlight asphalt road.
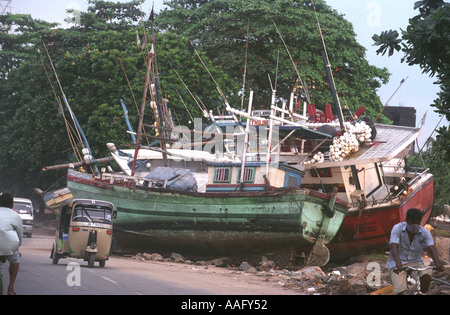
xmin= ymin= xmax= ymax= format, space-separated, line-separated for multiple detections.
xmin=1 ymin=231 xmax=295 ymax=296
xmin=1 ymin=234 xmax=212 ymax=295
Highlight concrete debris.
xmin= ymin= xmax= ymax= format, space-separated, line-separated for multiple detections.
xmin=130 ymin=237 xmax=450 ymax=295
xmin=132 ymin=252 xmax=165 ymax=262
xmin=428 ymin=266 xmax=450 ymax=295
xmin=170 ymin=252 xmax=185 ymax=263
xmin=443 ymin=204 xmax=450 ymax=217
xmin=239 ymin=262 xmax=257 ymax=274
xmin=206 ymin=257 xmax=232 ymax=267
xmin=259 ymin=256 xmax=276 ymax=271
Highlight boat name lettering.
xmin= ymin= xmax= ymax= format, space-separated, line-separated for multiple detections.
xmin=358 ymin=221 xmax=377 ymax=233
xmin=252 ymin=110 xmax=271 ymax=117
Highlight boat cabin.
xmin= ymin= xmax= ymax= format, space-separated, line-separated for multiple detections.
xmin=298 ymin=124 xmax=427 ymax=209
xmin=205 ymin=162 xmax=304 ymax=192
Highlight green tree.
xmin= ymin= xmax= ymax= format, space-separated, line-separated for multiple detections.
xmin=373 ymin=0 xmax=450 ymax=162
xmin=425 ymin=133 xmax=450 ymax=213
xmin=0 ymin=0 xmax=234 ymax=197
xmin=373 ymin=0 xmax=450 ymax=212
xmin=157 ymin=0 xmax=390 ymax=119
xmin=0 ymin=14 xmax=63 ymax=194
xmin=409 ymin=132 xmax=450 ymax=215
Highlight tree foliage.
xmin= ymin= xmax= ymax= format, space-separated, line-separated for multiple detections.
xmin=372 ymin=30 xmax=402 ymax=57
xmin=373 ymin=0 xmax=450 ymax=210
xmin=157 ymin=0 xmax=390 ymax=118
xmin=410 ymin=131 xmax=450 ymax=214
xmin=373 ymin=0 xmax=450 ymax=161
xmin=0 ymin=1 xmax=234 ymax=196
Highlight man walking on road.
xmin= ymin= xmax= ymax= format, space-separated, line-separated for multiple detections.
xmin=0 ymin=192 xmax=23 ymax=295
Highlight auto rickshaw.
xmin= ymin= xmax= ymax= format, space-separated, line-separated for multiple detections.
xmin=51 ymin=198 xmax=116 ymax=268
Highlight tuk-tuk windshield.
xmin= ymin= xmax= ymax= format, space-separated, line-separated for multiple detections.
xmin=72 ymin=205 xmax=112 ymax=225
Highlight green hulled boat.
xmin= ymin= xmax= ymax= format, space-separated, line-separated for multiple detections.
xmin=67 ymin=161 xmax=349 ymax=265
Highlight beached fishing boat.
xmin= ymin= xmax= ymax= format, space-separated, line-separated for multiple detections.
xmin=44 ymin=22 xmax=349 ymax=264
xmin=67 ymin=161 xmax=350 ymax=265
xmin=47 ymin=5 xmax=433 ymax=265
xmin=229 ymin=97 xmax=433 ymax=260
xmin=127 ymin=125 xmax=432 ymax=261
xmin=296 ymin=123 xmax=434 ymax=259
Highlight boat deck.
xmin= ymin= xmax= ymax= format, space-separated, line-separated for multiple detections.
xmin=308 ymin=124 xmax=421 ymax=168
xmin=359 ymin=124 xmax=420 ymax=161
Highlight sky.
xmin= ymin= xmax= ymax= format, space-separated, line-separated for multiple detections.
xmin=7 ymin=0 xmax=448 ymax=147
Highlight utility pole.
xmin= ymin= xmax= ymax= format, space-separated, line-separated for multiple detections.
xmin=0 ymin=0 xmax=12 ymax=15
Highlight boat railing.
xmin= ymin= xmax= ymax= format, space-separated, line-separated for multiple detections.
xmin=348 ymin=167 xmax=431 ymax=209
xmin=100 ymin=173 xmax=167 ymax=189
xmin=406 ymin=168 xmax=430 ymax=187
xmin=380 ymin=162 xmax=429 ymax=177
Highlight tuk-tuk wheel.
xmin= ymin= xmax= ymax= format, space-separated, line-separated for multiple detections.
xmin=87 ymin=252 xmax=95 ymax=268
xmin=51 ymin=245 xmax=59 ymax=265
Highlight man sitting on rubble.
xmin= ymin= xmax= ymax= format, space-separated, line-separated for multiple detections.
xmin=386 ymin=208 xmax=444 ymax=294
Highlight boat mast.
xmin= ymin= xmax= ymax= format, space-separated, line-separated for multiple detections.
xmin=312 ymin=1 xmax=346 ymax=131
xmin=271 ymin=18 xmax=311 ymax=105
xmin=132 ymin=46 xmax=154 ymax=177
xmin=132 ymin=3 xmax=169 ymax=175
xmin=239 ymin=90 xmax=254 ymax=190
xmin=321 ymin=51 xmax=344 ymax=130
xmin=240 ymin=19 xmax=250 ymax=112
xmin=149 ymin=2 xmax=169 ymax=166
xmin=265 ymin=52 xmax=280 ymax=177
xmin=120 ymin=99 xmax=137 ymax=144
xmin=43 ymin=43 xmax=99 ymax=174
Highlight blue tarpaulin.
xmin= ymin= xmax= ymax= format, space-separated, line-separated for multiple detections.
xmin=144 ymin=167 xmax=198 ymax=192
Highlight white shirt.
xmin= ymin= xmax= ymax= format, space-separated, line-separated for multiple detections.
xmin=0 ymin=206 xmax=23 ymax=256
xmin=386 ymin=222 xmax=434 ymax=269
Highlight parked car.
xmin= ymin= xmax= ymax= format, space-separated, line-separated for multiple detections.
xmin=13 ymin=197 xmax=34 ymax=238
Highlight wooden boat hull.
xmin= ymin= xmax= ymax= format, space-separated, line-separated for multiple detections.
xmin=67 ymin=170 xmax=349 ymax=256
xmin=327 ymin=173 xmax=434 ymax=260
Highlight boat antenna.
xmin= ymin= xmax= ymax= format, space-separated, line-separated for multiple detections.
xmin=270 ymin=17 xmax=311 ymax=104
xmin=311 ymin=0 xmax=346 ymax=130
xmin=241 ymin=19 xmax=250 ymax=112
xmin=407 ymin=114 xmax=444 ymax=171
xmin=275 ymin=50 xmax=280 ymax=91
xmin=43 ymin=42 xmax=99 ymax=174
xmin=374 ymin=76 xmax=409 ymax=123
xmin=40 ymin=56 xmax=82 ymax=162
xmin=188 ymin=40 xmax=240 ymax=125
xmin=174 ymin=89 xmax=195 ymax=124
xmin=172 ymin=68 xmax=206 ymax=114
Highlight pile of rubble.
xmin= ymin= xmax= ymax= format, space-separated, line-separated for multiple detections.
xmin=248 ymin=259 xmax=393 ymax=295
xmin=131 ymin=250 xmax=449 ymax=295
xmin=428 ymin=269 xmax=450 ymax=295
